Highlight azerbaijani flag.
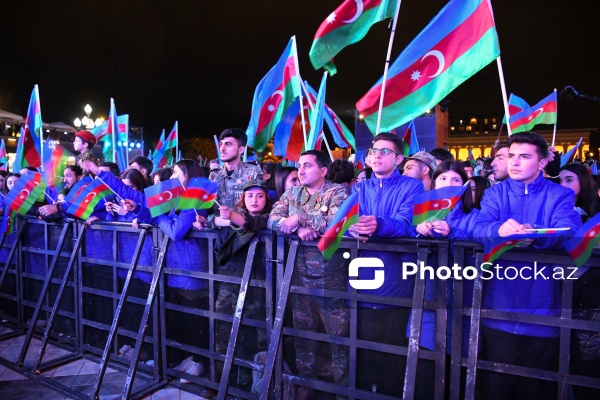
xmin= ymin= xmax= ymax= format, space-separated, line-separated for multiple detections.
xmin=483 ymin=235 xmax=535 ymax=264
xmin=0 ymin=139 xmax=7 ymax=170
xmin=356 ymin=0 xmax=500 ymax=133
xmin=152 ymin=129 xmax=168 ymax=171
xmin=309 ymin=0 xmax=398 ymax=75
xmin=508 ymin=91 xmax=557 ymax=134
xmin=20 ymin=85 xmax=43 ymax=169
xmin=273 ymin=97 xmax=310 ymax=163
xmin=306 ymin=72 xmax=328 ymax=151
xmin=246 ymin=36 xmax=301 ymax=152
xmin=144 ymin=178 xmax=185 ymax=217
xmin=63 ymin=176 xmax=93 ymax=203
xmin=502 ymin=93 xmax=530 ymax=124
xmin=564 ymin=212 xmax=600 ymax=267
xmin=317 ymin=192 xmax=359 ymax=260
xmin=402 ymin=120 xmax=420 ymax=156
xmin=560 ymin=137 xmax=583 ymax=168
xmin=66 ymin=179 xmax=113 ymax=220
xmin=4 ymin=171 xmax=47 ymax=215
xmin=468 ymin=148 xmax=476 ymax=166
xmin=43 ymin=144 xmax=73 ymax=190
xmin=412 ymin=185 xmax=467 ymax=225
xmin=177 ymin=177 xmax=218 ymax=210
xmin=164 ymin=122 xmax=178 ymax=151
xmin=0 ymin=207 xmax=15 ymax=234
xmin=305 ymin=81 xmax=355 ymax=150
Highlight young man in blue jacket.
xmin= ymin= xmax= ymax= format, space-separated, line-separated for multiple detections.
xmin=348 ymin=132 xmax=425 ymax=397
xmin=473 ymin=131 xmax=581 ymax=400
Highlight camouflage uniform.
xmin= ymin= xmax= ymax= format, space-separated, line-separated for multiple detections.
xmin=75 ymin=151 xmax=99 ymax=168
xmin=268 ymin=182 xmax=350 ymax=399
xmin=209 ymin=162 xmax=263 ymax=209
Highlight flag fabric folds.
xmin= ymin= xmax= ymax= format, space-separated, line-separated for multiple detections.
xmin=64 ymin=176 xmax=93 ymax=204
xmin=0 ymin=207 xmax=15 ymax=234
xmin=412 ymin=185 xmax=467 ymax=225
xmin=177 ymin=178 xmax=218 ymax=210
xmin=502 ymin=93 xmax=530 ymax=124
xmin=508 ymin=91 xmax=557 ymax=134
xmin=66 ymin=179 xmax=113 ymax=220
xmin=20 ymin=85 xmax=43 ymax=169
xmin=0 ymin=139 xmax=7 ymax=170
xmin=402 ymin=120 xmax=420 ymax=156
xmin=483 ymin=235 xmax=536 ymax=264
xmin=42 ymin=143 xmax=73 ymax=191
xmin=560 ymin=137 xmax=583 ymax=167
xmin=152 ymin=130 xmax=169 ymax=172
xmin=144 ymin=179 xmax=185 ymax=217
xmin=317 ymin=192 xmax=359 ymax=260
xmin=246 ymin=37 xmax=301 ymax=152
xmin=356 ymin=0 xmax=500 ymax=133
xmin=310 ymin=0 xmax=398 ymax=75
xmin=564 ymin=212 xmax=600 ymax=267
xmin=273 ymin=97 xmax=308 ymax=163
xmin=306 ymin=73 xmax=328 ymax=151
xmin=4 ymin=171 xmax=47 ymax=215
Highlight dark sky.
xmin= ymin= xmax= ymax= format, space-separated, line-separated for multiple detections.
xmin=1 ymin=0 xmax=598 ymax=145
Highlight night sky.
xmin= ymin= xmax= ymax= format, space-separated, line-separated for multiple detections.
xmin=1 ymin=0 xmax=598 ymax=145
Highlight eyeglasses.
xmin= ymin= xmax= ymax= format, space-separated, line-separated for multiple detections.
xmin=368 ymin=147 xmax=399 ymax=156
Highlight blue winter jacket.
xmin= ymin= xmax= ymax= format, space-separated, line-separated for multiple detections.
xmin=350 ymin=170 xmax=424 ymax=307
xmin=156 ymin=208 xmax=209 ymax=290
xmin=473 ymin=172 xmax=581 ymax=337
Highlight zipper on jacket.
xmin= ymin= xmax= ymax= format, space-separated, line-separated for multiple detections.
xmin=525 ymin=184 xmax=528 ymax=195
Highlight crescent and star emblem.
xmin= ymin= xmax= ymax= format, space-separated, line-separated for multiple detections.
xmin=19 ymin=189 xmax=30 ymax=199
xmin=84 ymin=192 xmax=97 ymax=203
xmin=440 ymin=198 xmax=452 ymax=210
xmin=343 ymin=0 xmax=364 ymax=24
xmin=421 ymin=50 xmax=445 ymax=78
xmin=271 ymin=90 xmax=284 ymax=99
xmin=159 ymin=191 xmax=173 ymax=202
xmin=527 ymin=107 xmax=544 ymax=121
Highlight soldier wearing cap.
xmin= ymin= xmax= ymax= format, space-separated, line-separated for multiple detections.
xmin=402 ymin=151 xmax=437 ymax=190
xmin=268 ymin=150 xmax=349 ymax=400
xmin=74 ymin=130 xmax=99 ymax=167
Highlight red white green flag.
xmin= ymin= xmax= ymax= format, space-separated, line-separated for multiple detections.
xmin=310 ymin=0 xmax=398 ymax=75
xmin=564 ymin=213 xmax=600 ymax=267
xmin=246 ymin=37 xmax=301 ymax=152
xmin=318 ymin=192 xmax=359 ymax=260
xmin=356 ymin=0 xmax=500 ymax=133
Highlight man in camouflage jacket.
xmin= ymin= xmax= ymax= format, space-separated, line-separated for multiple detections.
xmin=268 ymin=150 xmax=349 ymax=400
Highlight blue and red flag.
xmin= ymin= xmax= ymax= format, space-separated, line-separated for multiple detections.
xmin=306 ymin=72 xmax=328 ymax=151
xmin=246 ymin=36 xmax=301 ymax=152
xmin=4 ymin=171 xmax=47 ymax=215
xmin=412 ymin=185 xmax=467 ymax=225
xmin=0 ymin=207 xmax=15 ymax=234
xmin=144 ymin=178 xmax=185 ymax=217
xmin=402 ymin=120 xmax=420 ymax=156
xmin=509 ymin=91 xmax=557 ymax=134
xmin=318 ymin=192 xmax=359 ymax=260
xmin=20 ymin=85 xmax=43 ymax=169
xmin=177 ymin=177 xmax=218 ymax=210
xmin=502 ymin=93 xmax=530 ymax=124
xmin=273 ymin=97 xmax=309 ymax=163
xmin=0 ymin=139 xmax=7 ymax=170
xmin=152 ymin=129 xmax=168 ymax=172
xmin=560 ymin=137 xmax=583 ymax=167
xmin=66 ymin=179 xmax=113 ymax=220
xmin=63 ymin=176 xmax=93 ymax=204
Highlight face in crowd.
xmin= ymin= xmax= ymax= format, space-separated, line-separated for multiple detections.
xmin=73 ymin=136 xmax=87 ymax=153
xmin=507 ymin=143 xmax=548 ymax=184
xmin=559 ymin=169 xmax=580 ymax=200
xmin=298 ymin=154 xmax=327 ymax=190
xmin=435 ymin=170 xmax=464 ymax=189
xmin=403 ymin=160 xmax=428 ymax=180
xmin=491 ymin=147 xmax=509 ymax=181
xmin=63 ymin=168 xmax=79 ymax=189
xmin=219 ymin=137 xmax=244 ymax=163
xmin=369 ymin=140 xmax=403 ymax=178
xmin=171 ymin=165 xmax=188 ymax=187
xmin=6 ymin=176 xmax=19 ymax=191
xmin=244 ymin=188 xmax=267 ymax=216
xmin=284 ymin=170 xmax=299 ymax=191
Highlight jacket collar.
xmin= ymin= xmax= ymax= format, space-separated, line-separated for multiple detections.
xmin=507 ymin=171 xmax=545 ymax=194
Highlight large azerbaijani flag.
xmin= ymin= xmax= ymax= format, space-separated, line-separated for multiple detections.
xmin=246 ymin=36 xmax=302 ymax=152
xmin=509 ymin=91 xmax=557 ymax=134
xmin=501 ymin=93 xmax=530 ymax=124
xmin=305 ymin=81 xmax=355 ymax=150
xmin=306 ymin=73 xmax=328 ymax=151
xmin=66 ymin=179 xmax=113 ymax=220
xmin=144 ymin=178 xmax=185 ymax=217
xmin=310 ymin=0 xmax=398 ymax=75
xmin=177 ymin=177 xmax=218 ymax=210
xmin=412 ymin=185 xmax=467 ymax=225
xmin=564 ymin=212 xmax=600 ymax=267
xmin=4 ymin=171 xmax=47 ymax=215
xmin=273 ymin=97 xmax=310 ymax=163
xmin=317 ymin=192 xmax=359 ymax=260
xmin=20 ymin=85 xmax=43 ymax=169
xmin=356 ymin=0 xmax=500 ymax=133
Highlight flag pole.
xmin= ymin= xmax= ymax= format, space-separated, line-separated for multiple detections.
xmin=175 ymin=121 xmax=179 ymax=163
xmin=551 ymin=88 xmax=557 ymax=147
xmin=111 ymin=99 xmax=116 ymax=164
xmin=291 ymin=36 xmax=308 ymax=146
xmin=125 ymin=115 xmax=130 ymax=167
xmin=496 ymin=57 xmax=512 ymax=136
xmin=375 ymin=0 xmax=403 ymax=135
xmin=36 ymin=85 xmax=44 ymax=173
xmin=300 ymin=80 xmax=334 ymax=162
xmin=95 ymin=176 xmax=124 ymax=203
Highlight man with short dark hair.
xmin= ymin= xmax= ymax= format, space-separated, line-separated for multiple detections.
xmin=326 ymin=159 xmax=355 ymax=193
xmin=209 ymin=128 xmax=263 ymax=210
xmin=129 ymin=156 xmax=153 ymax=183
xmin=349 ymin=132 xmax=425 ymax=397
xmin=490 ymin=140 xmax=509 ymax=182
xmin=474 ymin=131 xmax=581 ymax=400
xmin=430 ymin=147 xmax=454 ymax=166
xmin=268 ymin=149 xmax=348 ymax=400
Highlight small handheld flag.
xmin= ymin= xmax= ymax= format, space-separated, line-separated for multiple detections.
xmin=483 ymin=235 xmax=536 ymax=265
xmin=317 ymin=192 xmax=359 ymax=260
xmin=564 ymin=213 xmax=600 ymax=267
xmin=412 ymin=185 xmax=467 ymax=225
xmin=4 ymin=171 xmax=47 ymax=215
xmin=177 ymin=177 xmax=219 ymax=210
xmin=144 ymin=179 xmax=185 ymax=217
xmin=66 ymin=179 xmax=113 ymax=220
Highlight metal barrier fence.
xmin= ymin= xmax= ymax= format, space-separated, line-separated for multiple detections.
xmin=0 ymin=217 xmax=598 ymax=399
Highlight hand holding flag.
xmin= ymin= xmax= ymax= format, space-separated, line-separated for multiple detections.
xmin=318 ymin=192 xmax=359 ymax=260
xmin=144 ymin=179 xmax=185 ymax=217
xmin=4 ymin=171 xmax=47 ymax=215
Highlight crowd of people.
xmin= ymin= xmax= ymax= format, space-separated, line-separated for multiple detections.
xmin=0 ymin=127 xmax=598 ymax=399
